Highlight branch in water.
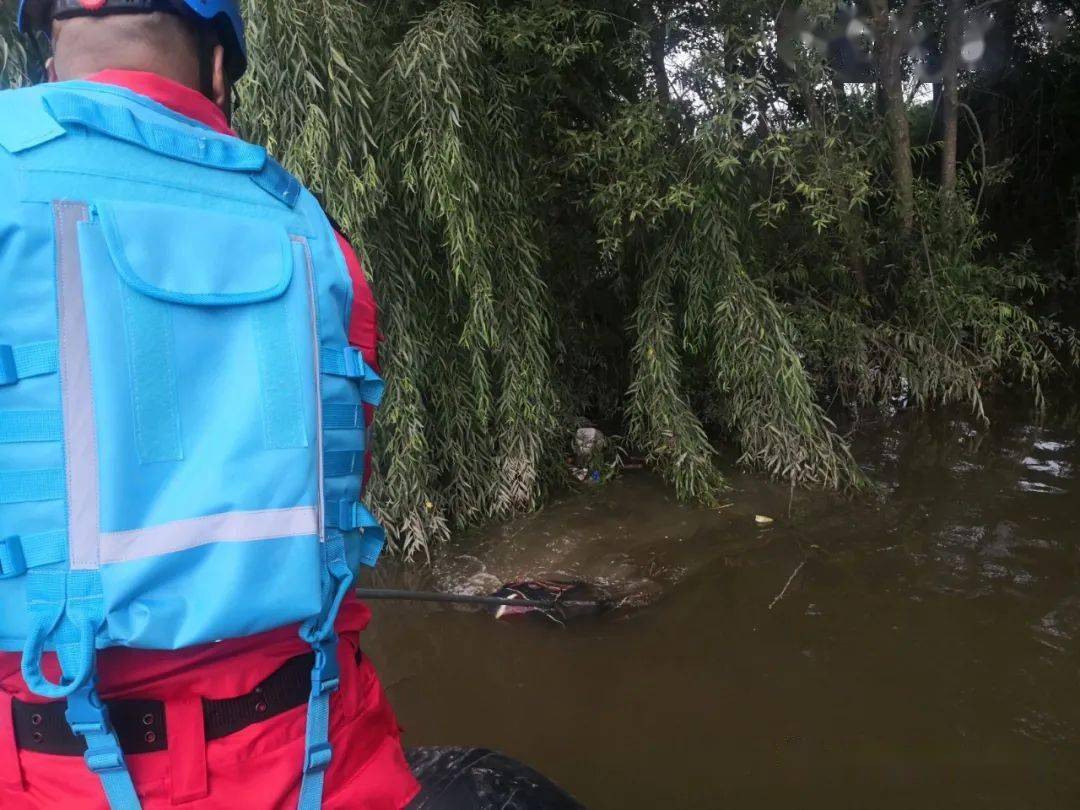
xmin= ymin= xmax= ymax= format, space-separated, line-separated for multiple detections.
xmin=768 ymin=561 xmax=807 ymax=611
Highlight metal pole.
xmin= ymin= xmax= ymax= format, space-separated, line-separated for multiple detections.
xmin=355 ymin=588 xmax=597 ymax=611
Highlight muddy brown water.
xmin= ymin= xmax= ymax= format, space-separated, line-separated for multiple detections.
xmin=361 ymin=405 xmax=1080 ymax=809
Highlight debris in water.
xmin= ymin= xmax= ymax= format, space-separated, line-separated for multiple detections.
xmin=755 ymin=515 xmax=775 ymax=526
xmin=768 ymin=561 xmax=806 ymax=610
xmin=491 ymin=579 xmax=611 ymax=626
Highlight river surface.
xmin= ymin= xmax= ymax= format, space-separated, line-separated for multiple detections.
xmin=361 ymin=404 xmax=1080 ymax=808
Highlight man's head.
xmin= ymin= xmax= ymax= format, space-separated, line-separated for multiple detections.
xmin=18 ymin=0 xmax=246 ymax=117
xmin=48 ymin=13 xmax=229 ymax=110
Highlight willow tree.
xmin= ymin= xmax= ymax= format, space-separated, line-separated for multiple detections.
xmin=236 ymin=0 xmax=866 ymax=523
xmin=0 ymin=4 xmax=34 ymax=88
xmin=237 ymin=0 xmax=562 ymax=558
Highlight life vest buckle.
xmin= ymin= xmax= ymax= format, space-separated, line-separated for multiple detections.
xmin=341 ymin=347 xmax=365 ymax=379
xmin=83 ymin=746 xmax=126 ymax=775
xmin=0 ymin=535 xmax=27 ymax=579
xmin=65 ymin=683 xmax=110 ymax=737
xmin=0 ymin=345 xmax=17 ymax=386
xmin=303 ymin=741 xmax=333 ymax=774
xmin=310 ymin=635 xmax=340 ymax=696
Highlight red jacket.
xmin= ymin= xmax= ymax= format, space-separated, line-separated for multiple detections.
xmin=0 ymin=71 xmax=419 ymax=809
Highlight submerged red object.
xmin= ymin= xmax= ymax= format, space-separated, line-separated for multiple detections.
xmin=490 ymin=579 xmax=611 ymax=625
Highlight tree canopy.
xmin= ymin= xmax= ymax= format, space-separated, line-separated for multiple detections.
xmin=5 ymin=1 xmax=1079 ymax=557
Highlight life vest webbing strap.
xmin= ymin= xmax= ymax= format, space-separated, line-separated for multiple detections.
xmin=251 ymin=156 xmax=302 ymax=208
xmin=297 ymin=635 xmax=338 ymax=810
xmin=66 ymin=681 xmax=142 ymax=810
xmin=0 ymin=410 xmax=62 ymax=444
xmin=0 ymin=531 xmax=67 ymax=579
xmin=322 ymin=403 xmax=364 ymax=430
xmin=318 ymin=347 xmax=385 ymax=406
xmin=323 ymin=450 xmax=365 ymax=477
xmin=0 ymin=342 xmax=59 ymax=386
xmin=297 ymin=530 xmax=353 ymax=810
xmin=0 ymin=469 xmax=65 ymax=504
xmin=44 ymin=91 xmax=266 ymax=173
xmin=323 ymin=500 xmax=385 ymax=568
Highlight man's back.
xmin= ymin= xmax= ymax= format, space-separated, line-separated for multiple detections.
xmin=0 ymin=69 xmax=418 ymax=809
xmin=0 ymin=76 xmax=367 ymax=659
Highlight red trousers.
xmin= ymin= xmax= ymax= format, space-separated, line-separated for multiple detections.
xmin=0 ymin=633 xmax=419 ymax=809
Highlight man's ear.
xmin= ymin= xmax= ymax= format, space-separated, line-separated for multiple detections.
xmin=211 ymin=44 xmax=231 ymax=121
xmin=46 ymin=57 xmax=58 ymax=83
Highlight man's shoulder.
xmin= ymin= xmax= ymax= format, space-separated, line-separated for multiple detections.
xmin=0 ymin=83 xmax=42 ymax=118
xmin=0 ymin=82 xmax=41 ymax=96
xmin=0 ymin=83 xmax=62 ymax=159
xmin=0 ymin=82 xmax=48 ymax=108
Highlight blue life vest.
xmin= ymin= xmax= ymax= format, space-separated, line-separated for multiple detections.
xmin=0 ymin=81 xmax=385 ymax=810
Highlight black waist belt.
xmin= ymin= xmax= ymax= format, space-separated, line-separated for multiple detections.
xmin=13 ymin=651 xmax=317 ymax=756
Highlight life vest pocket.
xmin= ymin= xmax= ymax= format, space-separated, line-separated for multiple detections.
xmin=68 ymin=199 xmax=323 ymax=645
xmin=98 ymin=200 xmax=294 ymax=307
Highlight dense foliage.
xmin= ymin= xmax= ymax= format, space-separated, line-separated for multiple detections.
xmin=4 ymin=1 xmax=1078 ymax=557
xmin=0 ymin=3 xmax=35 ymax=87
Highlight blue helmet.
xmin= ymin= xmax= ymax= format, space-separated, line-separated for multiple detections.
xmin=17 ymin=0 xmax=247 ymax=79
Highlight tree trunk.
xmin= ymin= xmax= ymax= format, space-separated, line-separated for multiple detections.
xmin=985 ymin=1 xmax=1016 ymax=168
xmin=640 ymin=2 xmax=672 ymax=110
xmin=930 ymin=81 xmax=942 ymax=143
xmin=870 ymin=0 xmax=921 ymax=233
xmin=881 ymin=50 xmax=916 ymax=231
xmin=1074 ymin=208 xmax=1080 ymax=279
xmin=940 ymin=0 xmax=963 ymax=195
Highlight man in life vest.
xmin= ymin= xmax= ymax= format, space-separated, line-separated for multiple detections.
xmin=0 ymin=2 xmax=421 ymax=807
